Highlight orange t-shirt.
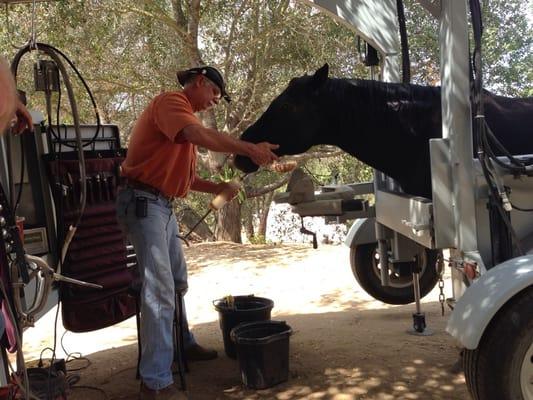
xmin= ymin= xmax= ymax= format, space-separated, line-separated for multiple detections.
xmin=121 ymin=91 xmax=201 ymax=198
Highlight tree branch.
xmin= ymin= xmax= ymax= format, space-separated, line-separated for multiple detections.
xmin=282 ymin=148 xmax=345 ymax=163
xmin=108 ymin=4 xmax=187 ymax=37
xmin=188 ymin=0 xmax=201 ymax=51
xmin=245 ymin=174 xmax=291 ymax=198
xmin=172 ymin=0 xmax=186 ymax=28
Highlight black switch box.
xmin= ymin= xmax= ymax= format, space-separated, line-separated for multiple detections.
xmin=34 ymin=60 xmax=60 ymax=92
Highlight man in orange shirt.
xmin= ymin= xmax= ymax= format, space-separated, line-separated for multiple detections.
xmin=116 ymin=66 xmax=278 ymax=399
xmin=0 ymin=57 xmax=33 ymax=134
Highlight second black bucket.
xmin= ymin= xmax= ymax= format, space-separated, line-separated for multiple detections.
xmin=213 ymin=295 xmax=274 ymax=359
xmin=230 ymin=320 xmax=292 ymax=389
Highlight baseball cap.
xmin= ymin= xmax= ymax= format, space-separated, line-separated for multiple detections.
xmin=176 ymin=66 xmax=231 ymax=102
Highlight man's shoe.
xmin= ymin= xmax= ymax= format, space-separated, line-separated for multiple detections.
xmin=185 ymin=343 xmax=218 ymax=361
xmin=139 ymin=382 xmax=188 ymax=400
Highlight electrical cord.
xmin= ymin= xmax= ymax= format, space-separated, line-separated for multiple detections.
xmin=11 ymin=42 xmax=102 ymax=149
xmin=11 ymin=43 xmax=88 ymax=272
xmin=13 ymin=135 xmax=25 ymax=216
xmin=42 ymin=296 xmax=62 ymax=400
xmin=509 ymin=202 xmax=533 ymax=213
xmin=58 ymin=330 xmax=109 ymax=399
xmin=37 ymin=43 xmax=101 ymax=149
xmin=0 ymin=278 xmax=31 ymax=399
xmin=469 ymin=0 xmax=525 ymax=258
xmin=60 ymin=330 xmax=91 ymax=372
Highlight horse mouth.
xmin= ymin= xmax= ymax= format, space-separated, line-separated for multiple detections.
xmin=233 ymin=155 xmax=259 ymax=173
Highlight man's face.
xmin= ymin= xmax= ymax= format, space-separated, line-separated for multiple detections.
xmin=195 ymin=76 xmax=221 ymax=112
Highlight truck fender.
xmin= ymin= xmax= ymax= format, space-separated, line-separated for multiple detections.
xmin=446 ymin=255 xmax=533 ymax=349
xmin=344 ymin=217 xmax=376 ymax=248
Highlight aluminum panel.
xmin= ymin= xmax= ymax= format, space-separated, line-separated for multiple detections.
xmin=375 ymin=190 xmax=434 ymax=248
xmin=430 ymin=138 xmax=456 ymax=248
xmin=302 ymin=0 xmax=400 ymax=82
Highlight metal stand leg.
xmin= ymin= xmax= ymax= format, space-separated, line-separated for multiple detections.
xmin=134 ymin=298 xmax=141 ymax=380
xmin=174 ymin=291 xmax=187 ymax=390
xmin=407 ymin=263 xmax=433 ymax=336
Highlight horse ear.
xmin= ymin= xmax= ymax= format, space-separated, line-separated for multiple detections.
xmin=310 ymin=63 xmax=329 ymax=89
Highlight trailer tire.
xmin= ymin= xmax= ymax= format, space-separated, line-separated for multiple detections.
xmin=349 ymin=243 xmax=439 ymax=305
xmin=463 ymin=287 xmax=533 ymax=400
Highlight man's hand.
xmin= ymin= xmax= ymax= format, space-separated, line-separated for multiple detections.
xmin=249 ymin=142 xmax=279 ymax=166
xmin=215 ymin=181 xmax=241 ymax=202
xmin=12 ymin=99 xmax=33 ymax=135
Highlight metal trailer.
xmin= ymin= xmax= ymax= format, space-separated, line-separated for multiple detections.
xmin=276 ymin=1 xmax=533 ymax=399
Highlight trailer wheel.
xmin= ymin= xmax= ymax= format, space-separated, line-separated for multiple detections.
xmin=463 ymin=287 xmax=533 ymax=400
xmin=349 ymin=243 xmax=439 ymax=305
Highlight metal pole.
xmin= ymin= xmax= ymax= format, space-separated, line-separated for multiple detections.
xmin=412 ymin=272 xmax=421 ymax=314
xmin=439 ymin=0 xmax=478 ymax=253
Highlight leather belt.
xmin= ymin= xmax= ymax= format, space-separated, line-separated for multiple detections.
xmin=125 ymin=179 xmax=174 ymax=202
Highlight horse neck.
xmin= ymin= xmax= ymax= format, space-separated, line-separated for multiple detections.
xmin=321 ymin=79 xmax=420 ymax=176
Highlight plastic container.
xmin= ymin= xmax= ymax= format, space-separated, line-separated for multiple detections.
xmin=213 ymin=295 xmax=274 ymax=359
xmin=230 ymin=320 xmax=292 ymax=389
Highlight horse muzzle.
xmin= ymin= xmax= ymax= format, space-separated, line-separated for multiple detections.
xmin=233 ymin=154 xmax=259 ymax=173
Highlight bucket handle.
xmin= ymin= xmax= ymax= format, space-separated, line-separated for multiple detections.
xmin=212 ymin=294 xmax=255 ymax=308
xmin=230 ymin=320 xmax=293 ymax=344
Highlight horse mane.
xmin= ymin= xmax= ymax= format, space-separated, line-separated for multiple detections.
xmin=324 ymin=78 xmax=440 ymax=107
xmin=322 ymin=78 xmax=442 ymax=141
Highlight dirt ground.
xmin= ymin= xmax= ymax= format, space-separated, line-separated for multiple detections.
xmin=21 ymin=242 xmax=469 ymax=400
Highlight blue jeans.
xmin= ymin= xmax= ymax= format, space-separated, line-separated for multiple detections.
xmin=116 ymin=187 xmax=196 ymax=390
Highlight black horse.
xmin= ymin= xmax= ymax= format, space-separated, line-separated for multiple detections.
xmin=234 ymin=64 xmax=533 ymax=199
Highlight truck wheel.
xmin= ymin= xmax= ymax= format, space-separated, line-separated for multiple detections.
xmin=349 ymin=242 xmax=439 ymax=305
xmin=463 ymin=287 xmax=533 ymax=400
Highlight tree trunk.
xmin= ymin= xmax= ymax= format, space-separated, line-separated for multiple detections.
xmin=244 ymin=210 xmax=254 ymax=241
xmin=257 ymin=192 xmax=274 ymax=237
xmin=215 ymin=200 xmax=242 ymax=243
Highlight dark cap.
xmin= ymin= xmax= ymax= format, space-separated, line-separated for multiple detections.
xmin=176 ymin=66 xmax=231 ymax=102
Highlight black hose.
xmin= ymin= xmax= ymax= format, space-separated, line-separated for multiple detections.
xmin=13 ymin=135 xmax=24 ymax=214
xmin=396 ymin=0 xmax=410 ymax=83
xmin=10 ymin=44 xmax=87 ymax=245
xmin=11 ymin=42 xmax=101 ymax=148
xmin=469 ymin=0 xmax=524 ymax=256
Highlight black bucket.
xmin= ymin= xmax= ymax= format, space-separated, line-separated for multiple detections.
xmin=230 ymin=320 xmax=292 ymax=390
xmin=213 ymin=295 xmax=274 ymax=359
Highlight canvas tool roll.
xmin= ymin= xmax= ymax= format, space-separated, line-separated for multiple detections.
xmin=45 ymin=153 xmax=137 ymax=332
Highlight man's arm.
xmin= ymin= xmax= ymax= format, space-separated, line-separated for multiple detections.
xmin=190 ymin=176 xmax=221 ymax=194
xmin=181 ymin=124 xmax=278 ymax=166
xmin=0 ymin=58 xmax=33 ymax=135
xmin=191 ymin=176 xmax=240 ymax=202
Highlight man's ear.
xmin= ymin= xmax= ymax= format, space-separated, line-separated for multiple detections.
xmin=194 ymin=75 xmax=204 ymax=88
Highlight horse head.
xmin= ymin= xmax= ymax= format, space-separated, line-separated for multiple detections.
xmin=234 ymin=64 xmax=331 ymax=173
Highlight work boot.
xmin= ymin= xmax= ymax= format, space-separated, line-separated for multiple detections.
xmin=139 ymin=382 xmax=188 ymax=400
xmin=185 ymin=343 xmax=218 ymax=361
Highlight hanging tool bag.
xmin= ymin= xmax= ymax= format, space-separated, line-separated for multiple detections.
xmin=44 ymin=150 xmax=137 ymax=332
